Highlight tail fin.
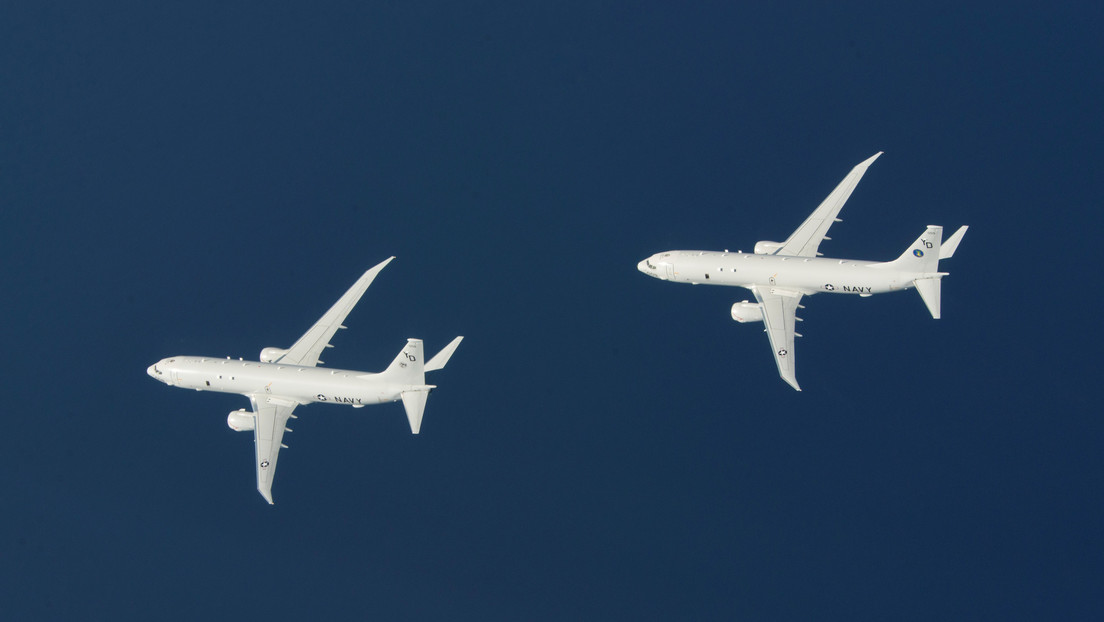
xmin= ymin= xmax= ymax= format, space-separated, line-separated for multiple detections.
xmin=889 ymin=225 xmax=943 ymax=272
xmin=382 ymin=339 xmax=437 ymax=434
xmin=884 ymin=224 xmax=969 ymax=319
xmin=383 ymin=338 xmax=425 ymax=385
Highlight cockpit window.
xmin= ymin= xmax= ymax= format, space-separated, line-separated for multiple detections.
xmin=645 ymin=260 xmax=656 ymax=269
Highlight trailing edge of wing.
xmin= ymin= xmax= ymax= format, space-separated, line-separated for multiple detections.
xmin=778 ymin=152 xmax=882 ymax=258
xmin=277 ymin=257 xmax=395 ymax=367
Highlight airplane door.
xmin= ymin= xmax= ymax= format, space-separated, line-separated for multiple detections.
xmin=664 ymin=264 xmax=675 ymax=280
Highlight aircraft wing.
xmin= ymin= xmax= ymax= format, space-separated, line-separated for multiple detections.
xmin=276 ymin=257 xmax=394 ymax=367
xmin=249 ymin=394 xmax=299 ymax=504
xmin=751 ymin=286 xmax=804 ymax=391
xmin=777 ymin=152 xmax=882 ymax=258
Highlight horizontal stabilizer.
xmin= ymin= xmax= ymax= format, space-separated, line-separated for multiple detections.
xmin=940 ymin=225 xmax=968 ymax=259
xmin=401 ymin=389 xmax=430 ymax=434
xmin=914 ymin=277 xmax=942 ymax=319
xmin=425 ymin=336 xmax=464 ymax=372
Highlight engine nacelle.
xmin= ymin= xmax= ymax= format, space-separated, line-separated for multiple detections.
xmin=227 ymin=409 xmax=255 ymax=432
xmin=259 ymin=347 xmax=289 ymax=363
xmin=731 ymin=301 xmax=764 ymax=323
xmin=754 ymin=240 xmax=783 ymax=255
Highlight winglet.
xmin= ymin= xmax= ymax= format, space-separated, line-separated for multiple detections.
xmin=425 ymin=336 xmax=464 ymax=372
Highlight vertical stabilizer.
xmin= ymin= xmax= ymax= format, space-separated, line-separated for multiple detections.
xmin=914 ymin=277 xmax=942 ymax=319
xmin=383 ymin=338 xmax=425 ymax=385
xmin=889 ymin=225 xmax=943 ymax=272
xmin=383 ymin=339 xmax=436 ymax=433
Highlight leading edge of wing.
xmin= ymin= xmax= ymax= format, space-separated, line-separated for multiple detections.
xmin=751 ymin=286 xmax=803 ymax=391
xmin=277 ymin=257 xmax=395 ymax=368
xmin=777 ymin=152 xmax=882 ymax=258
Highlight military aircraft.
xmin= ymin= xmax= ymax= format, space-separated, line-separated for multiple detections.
xmin=148 ymin=257 xmax=463 ymax=503
xmin=637 ymin=153 xmax=966 ymax=390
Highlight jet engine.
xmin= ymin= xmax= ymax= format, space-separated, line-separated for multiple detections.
xmin=227 ymin=409 xmax=255 ymax=432
xmin=259 ymin=347 xmax=289 ymax=363
xmin=731 ymin=301 xmax=763 ymax=323
xmin=754 ymin=241 xmax=783 ymax=255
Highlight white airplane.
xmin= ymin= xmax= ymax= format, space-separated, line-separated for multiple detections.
xmin=637 ymin=152 xmax=967 ymax=391
xmin=147 ymin=257 xmax=463 ymax=504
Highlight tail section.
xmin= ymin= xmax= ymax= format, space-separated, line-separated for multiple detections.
xmin=384 ymin=338 xmax=425 ymax=385
xmin=940 ymin=225 xmax=969 ymax=259
xmin=383 ymin=338 xmax=463 ymax=434
xmin=884 ymin=224 xmax=968 ymax=319
xmin=889 ymin=225 xmax=943 ymax=273
xmin=401 ymin=389 xmax=430 ymax=434
xmin=914 ymin=278 xmax=942 ymax=319
xmin=425 ymin=336 xmax=464 ymax=371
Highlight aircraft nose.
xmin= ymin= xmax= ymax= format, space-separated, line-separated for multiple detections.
xmin=637 ymin=257 xmax=661 ymax=277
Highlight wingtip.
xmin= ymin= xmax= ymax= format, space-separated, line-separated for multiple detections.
xmin=861 ymin=151 xmax=884 ymax=166
xmin=361 ymin=256 xmax=396 ymax=277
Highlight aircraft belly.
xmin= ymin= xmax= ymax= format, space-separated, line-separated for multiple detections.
xmin=276 ymin=372 xmax=397 ymax=406
xmin=185 ymin=361 xmax=398 ymax=406
xmin=773 ymin=261 xmax=895 ymax=295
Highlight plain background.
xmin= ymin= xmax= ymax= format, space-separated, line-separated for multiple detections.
xmin=2 ymin=2 xmax=1101 ymax=620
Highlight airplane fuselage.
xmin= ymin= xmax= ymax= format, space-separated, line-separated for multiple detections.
xmin=147 ymin=357 xmax=419 ymax=407
xmin=638 ymin=250 xmax=934 ymax=296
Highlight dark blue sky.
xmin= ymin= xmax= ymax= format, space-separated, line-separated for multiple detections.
xmin=2 ymin=2 xmax=1101 ymax=619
